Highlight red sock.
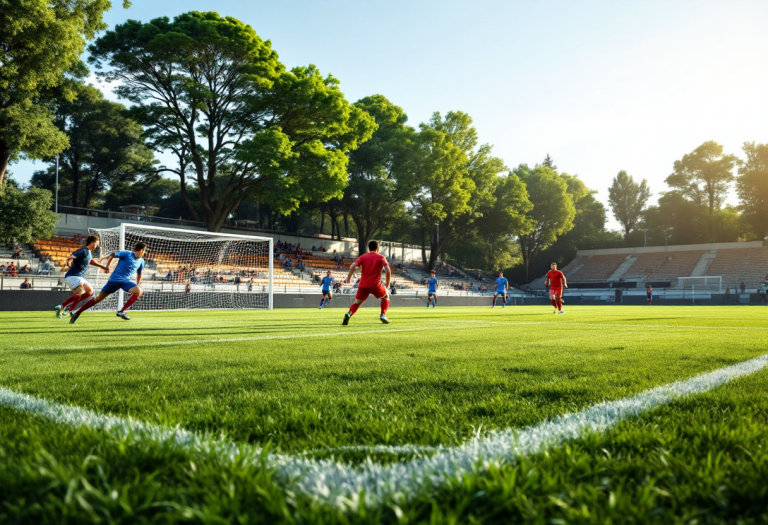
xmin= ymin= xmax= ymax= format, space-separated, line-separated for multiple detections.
xmin=349 ymin=303 xmax=360 ymax=316
xmin=61 ymin=294 xmax=81 ymax=310
xmin=381 ymin=299 xmax=389 ymax=315
xmin=121 ymin=294 xmax=139 ymax=312
xmin=75 ymin=297 xmax=97 ymax=315
xmin=551 ymin=299 xmax=557 ymax=308
xmin=556 ymin=298 xmax=562 ymax=311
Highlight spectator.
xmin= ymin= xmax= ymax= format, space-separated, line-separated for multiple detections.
xmin=7 ymin=263 xmax=17 ymax=277
xmin=248 ymin=279 xmax=254 ymax=292
xmin=759 ymin=284 xmax=767 ymax=303
xmin=234 ymin=275 xmax=241 ymax=285
xmin=740 ymin=282 xmax=746 ymax=294
xmin=12 ymin=245 xmax=21 ymax=259
xmin=724 ymin=288 xmax=731 ymax=301
xmin=19 ymin=264 xmax=31 ymax=274
xmin=19 ymin=278 xmax=32 ymax=289
xmin=311 ymin=245 xmax=317 ymax=252
xmin=166 ymin=271 xmax=173 ymax=281
xmin=185 ymin=282 xmax=192 ymax=294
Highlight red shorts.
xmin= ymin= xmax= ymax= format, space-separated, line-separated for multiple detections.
xmin=356 ymin=285 xmax=388 ymax=301
xmin=550 ymin=288 xmax=563 ymax=297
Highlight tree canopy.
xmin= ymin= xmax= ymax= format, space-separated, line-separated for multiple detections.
xmin=608 ymin=170 xmax=651 ymax=242
xmin=737 ymin=142 xmax=768 ymax=240
xmin=0 ymin=0 xmax=127 ymax=185
xmin=89 ymin=11 xmax=375 ymax=231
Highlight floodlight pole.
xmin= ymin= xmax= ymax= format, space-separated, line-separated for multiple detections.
xmin=55 ymin=154 xmax=59 ymax=214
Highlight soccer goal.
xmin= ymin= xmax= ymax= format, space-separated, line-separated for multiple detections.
xmin=678 ymin=276 xmax=722 ymax=293
xmin=88 ymin=223 xmax=273 ymax=311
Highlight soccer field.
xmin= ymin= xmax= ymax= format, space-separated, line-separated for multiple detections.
xmin=1 ymin=306 xmax=767 ymax=523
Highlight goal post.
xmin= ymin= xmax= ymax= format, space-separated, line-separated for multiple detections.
xmin=678 ymin=276 xmax=722 ymax=293
xmin=88 ymin=223 xmax=273 ymax=311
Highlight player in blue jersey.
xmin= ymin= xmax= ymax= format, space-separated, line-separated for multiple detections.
xmin=427 ymin=270 xmax=438 ymax=307
xmin=319 ymin=270 xmax=334 ymax=309
xmin=54 ymin=235 xmax=110 ymax=318
xmin=492 ymin=271 xmax=508 ymax=308
xmin=69 ymin=242 xmax=146 ymax=324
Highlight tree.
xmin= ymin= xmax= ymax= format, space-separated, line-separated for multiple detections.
xmin=737 ymin=142 xmax=768 ymax=240
xmin=474 ymin=173 xmax=533 ymax=270
xmin=31 ymin=83 xmax=154 ymax=209
xmin=405 ymin=126 xmax=474 ymax=270
xmin=0 ymin=185 xmax=59 ymax=245
xmin=90 ymin=12 xmax=375 ymax=231
xmin=608 ymin=170 xmax=651 ymax=242
xmin=666 ymin=141 xmax=736 ymax=242
xmin=541 ymin=154 xmax=557 ymax=170
xmin=342 ymin=95 xmax=414 ymax=251
xmin=415 ymin=111 xmax=507 ymax=267
xmin=0 ymin=0 xmax=127 ymax=186
xmin=514 ymin=165 xmax=576 ymax=281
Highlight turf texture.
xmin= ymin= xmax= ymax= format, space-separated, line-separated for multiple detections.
xmin=0 ymin=305 xmax=766 ymax=523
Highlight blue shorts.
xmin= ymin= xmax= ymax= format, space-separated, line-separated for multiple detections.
xmin=647 ymin=293 xmax=653 ymax=299
xmin=101 ymin=281 xmax=138 ymax=295
xmin=495 ymin=290 xmax=506 ymax=296
xmin=428 ymin=290 xmax=437 ymax=295
xmin=322 ymin=289 xmax=332 ymax=295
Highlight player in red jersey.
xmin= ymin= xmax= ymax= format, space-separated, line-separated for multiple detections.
xmin=342 ymin=240 xmax=391 ymax=325
xmin=545 ymin=262 xmax=567 ymax=314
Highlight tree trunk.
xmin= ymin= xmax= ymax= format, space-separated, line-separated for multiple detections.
xmin=70 ymin=162 xmax=80 ymax=208
xmin=343 ymin=213 xmax=350 ymax=237
xmin=319 ymin=208 xmax=325 ymax=234
xmin=179 ymin=176 xmax=199 ymax=222
xmin=0 ymin=141 xmax=10 ymax=187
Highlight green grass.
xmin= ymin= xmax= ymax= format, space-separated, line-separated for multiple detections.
xmin=1 ymin=306 xmax=767 ymax=523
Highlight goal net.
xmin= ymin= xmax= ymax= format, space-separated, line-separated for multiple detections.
xmin=678 ymin=276 xmax=722 ymax=293
xmin=88 ymin=223 xmax=273 ymax=311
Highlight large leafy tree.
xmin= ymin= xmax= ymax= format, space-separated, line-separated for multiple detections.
xmin=89 ymin=12 xmax=375 ymax=231
xmin=342 ymin=95 xmax=414 ymax=251
xmin=0 ymin=185 xmax=59 ymax=245
xmin=414 ymin=111 xmax=507 ymax=267
xmin=608 ymin=170 xmax=651 ymax=242
xmin=31 ymin=83 xmax=154 ymax=208
xmin=666 ymin=141 xmax=736 ymax=242
xmin=513 ymin=164 xmax=576 ymax=281
xmin=737 ymin=142 xmax=768 ymax=240
xmin=404 ymin=126 xmax=473 ymax=270
xmin=474 ymin=173 xmax=533 ymax=270
xmin=0 ymin=0 xmax=126 ymax=186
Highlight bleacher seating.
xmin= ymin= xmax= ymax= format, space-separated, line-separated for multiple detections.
xmin=622 ymin=251 xmax=705 ymax=281
xmin=567 ymin=254 xmax=626 ymax=281
xmin=706 ymin=247 xmax=768 ymax=290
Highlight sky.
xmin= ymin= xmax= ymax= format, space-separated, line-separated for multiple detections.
xmin=11 ymin=0 xmax=768 ymax=230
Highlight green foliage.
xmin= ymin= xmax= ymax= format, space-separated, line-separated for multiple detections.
xmin=90 ymin=12 xmax=375 ymax=232
xmin=513 ymin=164 xmax=576 ymax=281
xmin=31 ymin=83 xmax=154 ymax=209
xmin=737 ymin=142 xmax=768 ymax=240
xmin=0 ymin=0 xmax=123 ymax=185
xmin=341 ymin=94 xmax=413 ymax=250
xmin=666 ymin=141 xmax=737 ymax=242
xmin=0 ymin=185 xmax=59 ymax=245
xmin=608 ymin=170 xmax=651 ymax=241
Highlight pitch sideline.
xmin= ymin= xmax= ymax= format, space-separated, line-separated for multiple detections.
xmin=1 ymin=353 xmax=767 ymax=509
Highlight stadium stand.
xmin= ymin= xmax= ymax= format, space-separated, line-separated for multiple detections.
xmin=705 ymin=247 xmax=768 ymax=291
xmin=622 ymin=251 xmax=706 ymax=281
xmin=566 ymin=254 xmax=627 ymax=281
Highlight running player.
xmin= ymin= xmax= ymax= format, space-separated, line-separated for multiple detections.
xmin=54 ymin=234 xmax=110 ymax=318
xmin=492 ymin=271 xmax=508 ymax=308
xmin=342 ymin=240 xmax=390 ymax=325
xmin=69 ymin=242 xmax=146 ymax=324
xmin=427 ymin=270 xmax=438 ymax=307
xmin=646 ymin=284 xmax=653 ymax=305
xmin=545 ymin=262 xmax=567 ymax=314
xmin=319 ymin=270 xmax=334 ymax=309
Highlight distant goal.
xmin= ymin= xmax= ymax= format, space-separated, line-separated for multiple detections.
xmin=89 ymin=223 xmax=273 ymax=311
xmin=677 ymin=276 xmax=722 ymax=293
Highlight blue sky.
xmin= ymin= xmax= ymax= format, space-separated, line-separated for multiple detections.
xmin=12 ymin=0 xmax=768 ymax=229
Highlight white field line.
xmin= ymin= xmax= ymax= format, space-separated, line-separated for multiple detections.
xmin=2 ymin=353 xmax=767 ymax=510
xmin=24 ymin=322 xmax=494 ymax=351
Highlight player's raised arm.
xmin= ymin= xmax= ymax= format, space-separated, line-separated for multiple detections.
xmin=89 ymin=259 xmax=110 ymax=273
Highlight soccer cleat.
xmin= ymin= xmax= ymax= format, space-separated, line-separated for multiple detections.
xmin=54 ymin=305 xmax=63 ymax=318
xmin=554 ymin=310 xmax=558 ymax=314
xmin=319 ymin=306 xmax=323 ymax=310
xmin=342 ymin=313 xmax=351 ymax=326
xmin=68 ymin=311 xmax=80 ymax=324
xmin=559 ymin=310 xmax=565 ymax=315
xmin=380 ymin=314 xmax=389 ymax=324
xmin=116 ymin=311 xmax=131 ymax=321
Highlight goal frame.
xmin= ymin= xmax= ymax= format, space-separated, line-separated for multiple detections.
xmin=677 ymin=276 xmax=722 ymax=294
xmin=100 ymin=223 xmax=274 ymax=311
